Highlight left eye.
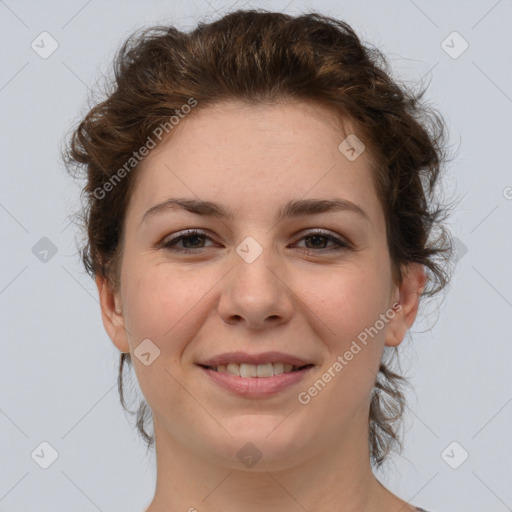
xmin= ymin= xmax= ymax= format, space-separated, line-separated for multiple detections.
xmin=295 ymin=232 xmax=350 ymax=252
xmin=162 ymin=229 xmax=350 ymax=254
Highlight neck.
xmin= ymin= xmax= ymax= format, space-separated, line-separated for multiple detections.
xmin=144 ymin=415 xmax=415 ymax=512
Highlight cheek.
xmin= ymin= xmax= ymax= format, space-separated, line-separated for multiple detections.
xmin=119 ymin=263 xmax=212 ymax=410
xmin=299 ymin=270 xmax=391 ymax=400
xmin=300 ymin=262 xmax=392 ymax=343
xmin=298 ymin=263 xmax=392 ymax=393
xmin=121 ymin=262 xmax=215 ymax=346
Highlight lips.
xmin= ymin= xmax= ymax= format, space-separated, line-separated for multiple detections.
xmin=198 ymin=364 xmax=314 ymax=397
xmin=196 ymin=351 xmax=316 ymax=397
xmin=197 ymin=351 xmax=313 ymax=368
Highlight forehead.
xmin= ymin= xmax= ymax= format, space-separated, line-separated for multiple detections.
xmin=126 ymin=99 xmax=382 ymax=225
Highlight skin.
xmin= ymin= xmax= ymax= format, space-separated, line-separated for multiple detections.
xmin=97 ymin=99 xmax=426 ymax=512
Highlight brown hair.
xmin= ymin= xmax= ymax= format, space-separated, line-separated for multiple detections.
xmin=63 ymin=8 xmax=454 ymax=468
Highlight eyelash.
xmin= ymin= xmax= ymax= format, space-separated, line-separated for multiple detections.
xmin=161 ymin=229 xmax=351 ymax=254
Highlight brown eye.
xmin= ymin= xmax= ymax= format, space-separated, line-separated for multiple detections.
xmin=295 ymin=231 xmax=351 ymax=253
xmin=162 ymin=230 xmax=215 ymax=253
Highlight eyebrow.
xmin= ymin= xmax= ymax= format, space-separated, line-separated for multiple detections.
xmin=141 ymin=197 xmax=370 ymax=226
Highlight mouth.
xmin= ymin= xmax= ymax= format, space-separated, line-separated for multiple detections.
xmin=198 ymin=362 xmax=314 ymax=377
xmin=196 ymin=362 xmax=315 ymax=398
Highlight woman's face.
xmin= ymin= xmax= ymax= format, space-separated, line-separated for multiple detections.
xmin=98 ymin=99 xmax=424 ymax=470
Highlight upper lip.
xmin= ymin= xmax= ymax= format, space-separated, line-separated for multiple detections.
xmin=198 ymin=351 xmax=313 ymax=367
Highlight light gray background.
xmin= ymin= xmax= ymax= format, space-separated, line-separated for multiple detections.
xmin=1 ymin=1 xmax=511 ymax=511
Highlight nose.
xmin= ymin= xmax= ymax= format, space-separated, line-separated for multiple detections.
xmin=217 ymin=244 xmax=294 ymax=330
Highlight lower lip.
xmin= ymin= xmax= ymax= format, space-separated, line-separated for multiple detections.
xmin=198 ymin=365 xmax=313 ymax=398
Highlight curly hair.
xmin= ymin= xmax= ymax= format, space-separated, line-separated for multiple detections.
xmin=63 ymin=8 xmax=454 ymax=469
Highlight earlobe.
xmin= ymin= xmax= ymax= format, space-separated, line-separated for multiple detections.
xmin=384 ymin=263 xmax=427 ymax=347
xmin=95 ymin=275 xmax=130 ymax=353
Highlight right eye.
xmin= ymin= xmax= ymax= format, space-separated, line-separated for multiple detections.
xmin=162 ymin=229 xmax=216 ymax=253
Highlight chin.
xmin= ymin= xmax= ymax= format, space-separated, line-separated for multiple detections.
xmin=205 ymin=415 xmax=313 ymax=470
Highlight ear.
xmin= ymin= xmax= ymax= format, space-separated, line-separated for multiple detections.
xmin=385 ymin=263 xmax=427 ymax=347
xmin=95 ymin=275 xmax=130 ymax=353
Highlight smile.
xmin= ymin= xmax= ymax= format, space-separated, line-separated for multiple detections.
xmin=197 ymin=363 xmax=314 ymax=398
xmin=202 ymin=362 xmax=313 ymax=377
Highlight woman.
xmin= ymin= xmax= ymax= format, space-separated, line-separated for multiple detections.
xmin=64 ymin=9 xmax=452 ymax=512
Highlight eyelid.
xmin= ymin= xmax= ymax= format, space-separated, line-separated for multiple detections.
xmin=160 ymin=229 xmax=216 ymax=249
xmin=293 ymin=229 xmax=352 ymax=251
xmin=161 ymin=228 xmax=352 ymax=254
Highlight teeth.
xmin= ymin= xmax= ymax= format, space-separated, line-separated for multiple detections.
xmin=226 ymin=363 xmax=239 ymax=376
xmin=211 ymin=362 xmax=301 ymax=377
